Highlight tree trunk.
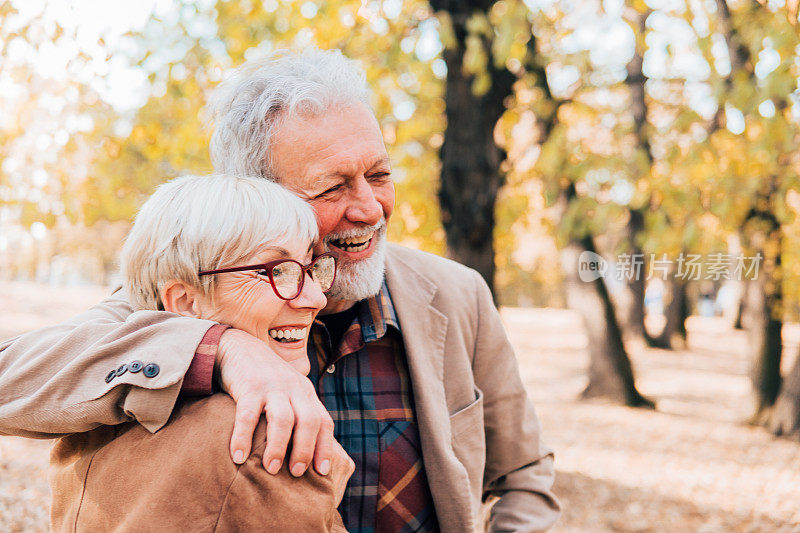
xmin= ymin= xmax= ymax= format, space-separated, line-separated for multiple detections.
xmin=622 ymin=9 xmax=653 ymax=347
xmin=733 ymin=282 xmax=746 ymax=329
xmin=767 ymin=354 xmax=800 ymax=438
xmin=432 ymin=0 xmax=516 ymax=297
xmin=560 ymin=235 xmax=654 ymax=408
xmin=746 ymin=274 xmax=783 ymax=423
xmin=647 ymin=277 xmax=688 ymax=349
xmin=676 ymin=280 xmax=689 ymax=340
xmin=741 ymin=206 xmax=783 ymax=424
xmin=714 ymin=0 xmax=784 ymax=427
xmin=625 ymin=209 xmax=648 ymax=345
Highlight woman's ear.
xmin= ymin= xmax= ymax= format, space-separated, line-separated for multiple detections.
xmin=161 ymin=280 xmax=203 ymax=318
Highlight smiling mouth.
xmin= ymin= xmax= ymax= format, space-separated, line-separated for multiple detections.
xmin=268 ymin=327 xmax=309 ymax=343
xmin=328 ymin=231 xmax=375 ymax=253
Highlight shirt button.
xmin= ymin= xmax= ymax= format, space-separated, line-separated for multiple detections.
xmin=326 ymin=364 xmax=336 ymax=374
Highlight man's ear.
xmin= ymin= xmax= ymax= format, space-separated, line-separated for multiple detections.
xmin=161 ymin=280 xmax=203 ymax=318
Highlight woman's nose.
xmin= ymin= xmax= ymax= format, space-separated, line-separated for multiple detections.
xmin=291 ymin=271 xmax=327 ymax=310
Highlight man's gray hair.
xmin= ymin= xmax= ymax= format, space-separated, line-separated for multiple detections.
xmin=207 ymin=48 xmax=371 ymax=178
xmin=121 ymin=174 xmax=318 ymax=311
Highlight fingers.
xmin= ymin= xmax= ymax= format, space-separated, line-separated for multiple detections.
xmin=262 ymin=392 xmax=294 ymax=475
xmin=344 ymin=451 xmax=355 ymax=477
xmin=287 ymin=391 xmax=325 ymax=477
xmin=313 ymin=413 xmax=336 ymax=476
xmin=330 ymin=440 xmax=355 ymax=477
xmin=229 ymin=396 xmax=263 ymax=465
xmin=329 ymin=440 xmax=354 ymax=505
xmin=215 ymin=332 xmax=339 ymax=477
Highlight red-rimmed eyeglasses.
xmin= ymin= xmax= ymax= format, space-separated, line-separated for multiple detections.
xmin=198 ymin=253 xmax=336 ymax=301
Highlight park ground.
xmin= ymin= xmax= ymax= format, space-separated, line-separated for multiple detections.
xmin=1 ymin=281 xmax=800 ymax=532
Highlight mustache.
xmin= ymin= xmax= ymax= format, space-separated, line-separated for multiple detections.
xmin=323 ymin=218 xmax=386 ymax=243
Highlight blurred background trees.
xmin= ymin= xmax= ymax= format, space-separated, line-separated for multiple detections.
xmin=2 ymin=0 xmax=800 ymax=436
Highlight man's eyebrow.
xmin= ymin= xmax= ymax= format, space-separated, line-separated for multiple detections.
xmin=368 ymin=156 xmax=391 ymax=170
xmin=317 ymin=157 xmax=392 ymax=180
xmin=371 ymin=155 xmax=390 ymax=165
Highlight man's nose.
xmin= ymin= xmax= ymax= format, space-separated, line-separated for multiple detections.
xmin=291 ymin=271 xmax=327 ymax=311
xmin=345 ymin=177 xmax=383 ymax=225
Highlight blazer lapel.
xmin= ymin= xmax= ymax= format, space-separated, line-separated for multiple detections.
xmin=385 ymin=247 xmax=474 ymax=532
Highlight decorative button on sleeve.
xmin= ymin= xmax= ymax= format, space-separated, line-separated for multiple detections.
xmin=105 ymin=362 xmax=158 ymax=383
xmin=143 ymin=363 xmax=160 ymax=378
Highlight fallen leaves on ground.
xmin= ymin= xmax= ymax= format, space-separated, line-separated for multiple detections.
xmin=1 ymin=285 xmax=799 ymax=532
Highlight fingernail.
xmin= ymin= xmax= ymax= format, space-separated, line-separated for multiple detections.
xmin=233 ymin=450 xmax=244 ymax=464
xmin=267 ymin=459 xmax=282 ymax=475
xmin=319 ymin=459 xmax=331 ymax=476
xmin=290 ymin=462 xmax=306 ymax=477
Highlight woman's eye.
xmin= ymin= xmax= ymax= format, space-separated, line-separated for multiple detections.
xmin=256 ymin=270 xmax=270 ymax=277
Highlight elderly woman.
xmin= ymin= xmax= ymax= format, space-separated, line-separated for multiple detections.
xmin=50 ymin=174 xmax=353 ymax=532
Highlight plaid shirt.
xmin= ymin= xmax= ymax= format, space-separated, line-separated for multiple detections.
xmin=308 ymin=281 xmax=439 ymax=533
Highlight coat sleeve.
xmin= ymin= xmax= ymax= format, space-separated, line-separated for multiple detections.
xmin=0 ymin=291 xmax=217 ymax=438
xmin=469 ymin=271 xmax=561 ymax=532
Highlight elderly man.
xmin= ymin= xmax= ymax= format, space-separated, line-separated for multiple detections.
xmin=0 ymin=49 xmax=559 ymax=532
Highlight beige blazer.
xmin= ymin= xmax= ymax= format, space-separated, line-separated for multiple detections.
xmin=0 ymin=244 xmax=560 ymax=532
xmin=50 ymin=394 xmax=350 ymax=532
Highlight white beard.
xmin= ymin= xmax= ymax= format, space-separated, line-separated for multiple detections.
xmin=324 ymin=221 xmax=387 ymax=302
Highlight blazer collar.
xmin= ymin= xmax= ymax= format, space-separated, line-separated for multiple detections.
xmin=384 ymin=247 xmax=474 ymax=532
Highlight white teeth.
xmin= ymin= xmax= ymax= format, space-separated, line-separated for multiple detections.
xmin=268 ymin=327 xmax=308 ymax=342
xmin=331 ymin=231 xmax=374 ymax=251
xmin=344 ymin=232 xmax=374 ymax=244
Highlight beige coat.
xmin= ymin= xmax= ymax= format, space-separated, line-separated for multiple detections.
xmin=50 ymin=394 xmax=350 ymax=532
xmin=0 ymin=244 xmax=560 ymax=532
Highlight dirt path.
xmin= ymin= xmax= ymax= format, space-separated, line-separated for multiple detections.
xmin=504 ymin=309 xmax=800 ymax=532
xmin=2 ymin=283 xmax=800 ymax=532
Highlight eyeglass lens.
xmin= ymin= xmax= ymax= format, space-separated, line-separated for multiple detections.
xmin=271 ymin=261 xmax=302 ymax=299
xmin=270 ymin=255 xmax=336 ymax=299
xmin=311 ymin=255 xmax=335 ymax=292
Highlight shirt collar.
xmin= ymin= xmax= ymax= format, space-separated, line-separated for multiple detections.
xmin=356 ymin=278 xmax=400 ymax=343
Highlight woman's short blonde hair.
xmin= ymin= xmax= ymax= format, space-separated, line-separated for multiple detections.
xmin=121 ymin=174 xmax=318 ymax=311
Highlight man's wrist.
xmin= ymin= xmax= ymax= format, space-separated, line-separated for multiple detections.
xmin=181 ymin=324 xmax=230 ymax=396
